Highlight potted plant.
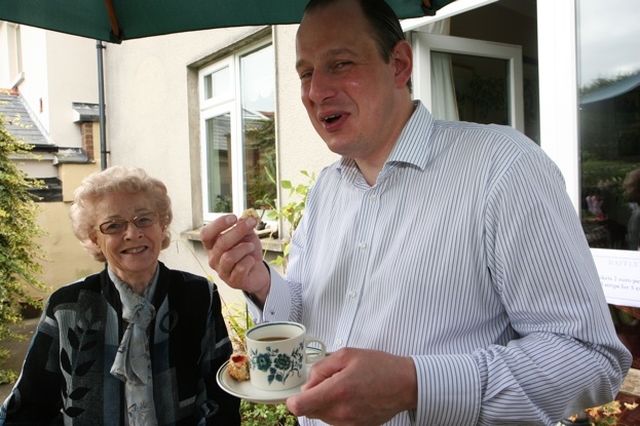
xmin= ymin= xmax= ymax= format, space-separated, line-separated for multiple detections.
xmin=560 ymin=398 xmax=638 ymax=425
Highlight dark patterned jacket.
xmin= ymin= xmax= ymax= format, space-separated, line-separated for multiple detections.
xmin=0 ymin=262 xmax=241 ymax=425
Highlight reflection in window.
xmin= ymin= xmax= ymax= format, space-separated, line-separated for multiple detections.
xmin=240 ymin=45 xmax=276 ymax=215
xmin=203 ymin=66 xmax=231 ymax=101
xmin=578 ymin=1 xmax=640 ymax=252
xmin=205 ymin=114 xmax=232 ymax=213
xmin=578 ymin=0 xmax=640 ymax=370
xmin=443 ymin=53 xmax=510 ymax=126
xmin=199 ymin=43 xmax=276 ymax=222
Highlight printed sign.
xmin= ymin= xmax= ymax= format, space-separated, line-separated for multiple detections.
xmin=592 ymin=248 xmax=640 ymax=308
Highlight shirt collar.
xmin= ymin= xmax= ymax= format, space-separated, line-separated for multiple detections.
xmin=385 ymin=100 xmax=434 ymax=171
xmin=338 ymin=100 xmax=434 ymax=173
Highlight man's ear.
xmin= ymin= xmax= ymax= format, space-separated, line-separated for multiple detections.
xmin=392 ymin=40 xmax=413 ymax=89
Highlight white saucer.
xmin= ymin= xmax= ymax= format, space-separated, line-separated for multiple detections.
xmin=217 ymin=348 xmax=323 ymax=404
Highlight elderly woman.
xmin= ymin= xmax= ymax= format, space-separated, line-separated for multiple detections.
xmin=0 ymin=166 xmax=240 ymax=425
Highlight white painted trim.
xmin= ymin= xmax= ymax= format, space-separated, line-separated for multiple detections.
xmin=402 ymin=0 xmax=498 ymax=31
xmin=536 ymin=0 xmax=580 ymax=212
xmin=411 ymin=32 xmax=524 ymax=132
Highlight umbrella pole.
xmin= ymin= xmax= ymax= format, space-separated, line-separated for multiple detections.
xmin=96 ymin=40 xmax=108 ymax=170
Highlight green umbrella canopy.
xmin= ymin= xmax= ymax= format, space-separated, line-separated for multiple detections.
xmin=0 ymin=0 xmax=456 ymax=43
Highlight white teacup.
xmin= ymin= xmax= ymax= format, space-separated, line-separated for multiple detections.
xmin=245 ymin=321 xmax=326 ymax=391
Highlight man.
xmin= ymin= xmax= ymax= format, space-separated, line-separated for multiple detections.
xmin=201 ymin=0 xmax=631 ymax=424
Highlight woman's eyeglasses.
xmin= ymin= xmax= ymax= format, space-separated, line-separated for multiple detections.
xmin=97 ymin=212 xmax=159 ymax=235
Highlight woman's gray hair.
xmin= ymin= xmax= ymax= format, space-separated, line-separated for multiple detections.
xmin=69 ymin=166 xmax=173 ymax=262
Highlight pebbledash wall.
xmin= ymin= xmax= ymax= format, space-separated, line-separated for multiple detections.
xmin=101 ymin=24 xmax=338 ymax=307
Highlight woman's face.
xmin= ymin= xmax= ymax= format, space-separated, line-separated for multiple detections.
xmin=90 ymin=191 xmax=166 ymax=287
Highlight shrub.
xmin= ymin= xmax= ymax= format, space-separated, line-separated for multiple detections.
xmin=0 ymin=110 xmax=48 ymax=382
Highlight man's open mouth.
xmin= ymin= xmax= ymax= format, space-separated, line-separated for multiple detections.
xmin=323 ymin=114 xmax=341 ymax=124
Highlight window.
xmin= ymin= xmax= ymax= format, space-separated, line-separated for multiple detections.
xmin=577 ymin=0 xmax=640 ymax=252
xmin=576 ymin=0 xmax=640 ymax=369
xmin=199 ymin=42 xmax=276 ymax=223
xmin=411 ymin=32 xmax=526 ymax=135
xmin=0 ymin=22 xmax=23 ymax=86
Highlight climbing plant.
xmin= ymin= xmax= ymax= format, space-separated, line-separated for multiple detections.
xmin=0 ymin=109 xmax=48 ymax=383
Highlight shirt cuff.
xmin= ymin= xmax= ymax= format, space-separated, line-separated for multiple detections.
xmin=411 ymin=353 xmax=481 ymax=425
xmin=244 ymin=262 xmax=291 ymax=323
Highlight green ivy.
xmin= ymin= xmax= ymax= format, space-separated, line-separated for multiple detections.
xmin=240 ymin=400 xmax=299 ymax=426
xmin=0 ymin=110 xmax=48 ymax=383
xmin=268 ymin=170 xmax=316 ymax=270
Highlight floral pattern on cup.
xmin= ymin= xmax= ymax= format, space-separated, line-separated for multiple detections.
xmin=249 ymin=340 xmax=305 ymax=386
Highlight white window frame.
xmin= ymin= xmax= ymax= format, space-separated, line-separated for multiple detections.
xmin=200 ymin=57 xmax=235 ymax=110
xmin=536 ymin=0 xmax=580 ymax=210
xmin=537 ymin=0 xmax=640 ymax=308
xmin=410 ymin=31 xmax=525 ymax=133
xmin=0 ymin=22 xmax=24 ymax=87
xmin=198 ymin=40 xmax=273 ymax=223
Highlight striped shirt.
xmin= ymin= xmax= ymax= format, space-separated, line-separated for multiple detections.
xmin=253 ymin=101 xmax=631 ymax=425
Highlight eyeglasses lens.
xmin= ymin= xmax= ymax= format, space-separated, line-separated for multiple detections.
xmin=99 ymin=213 xmax=158 ymax=235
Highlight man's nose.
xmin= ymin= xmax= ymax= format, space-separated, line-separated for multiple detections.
xmin=307 ymin=70 xmax=336 ymax=104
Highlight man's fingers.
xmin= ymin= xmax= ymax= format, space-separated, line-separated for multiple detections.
xmin=200 ymin=215 xmax=237 ymax=249
xmin=218 ymin=242 xmax=255 ymax=275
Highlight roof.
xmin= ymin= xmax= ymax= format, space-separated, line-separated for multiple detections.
xmin=580 ymin=72 xmax=640 ymax=105
xmin=72 ymin=102 xmax=100 ymax=122
xmin=0 ymin=89 xmax=50 ymax=146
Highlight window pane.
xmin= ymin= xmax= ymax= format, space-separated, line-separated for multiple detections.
xmin=578 ymin=0 xmax=640 ymax=370
xmin=204 ymin=66 xmax=231 ymax=101
xmin=240 ymin=45 xmax=277 ymax=214
xmin=578 ymin=1 xmax=640 ymax=251
xmin=437 ymin=53 xmax=510 ymax=127
xmin=205 ymin=113 xmax=232 ymax=213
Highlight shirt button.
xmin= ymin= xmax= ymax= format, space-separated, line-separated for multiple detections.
xmin=335 ymin=339 xmax=344 ymax=347
xmin=349 ymin=290 xmax=357 ymax=298
xmin=358 ymin=242 xmax=367 ymax=250
xmin=369 ymin=194 xmax=377 ymax=201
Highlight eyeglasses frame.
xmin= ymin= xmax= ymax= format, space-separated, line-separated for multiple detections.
xmin=96 ymin=212 xmax=161 ymax=235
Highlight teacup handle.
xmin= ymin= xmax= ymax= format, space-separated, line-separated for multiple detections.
xmin=305 ymin=337 xmax=326 ymax=363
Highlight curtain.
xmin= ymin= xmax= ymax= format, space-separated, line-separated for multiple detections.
xmin=423 ymin=19 xmax=459 ymax=121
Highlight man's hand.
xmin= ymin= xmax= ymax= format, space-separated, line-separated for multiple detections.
xmin=200 ymin=214 xmax=270 ymax=304
xmin=287 ymin=348 xmax=418 ymax=426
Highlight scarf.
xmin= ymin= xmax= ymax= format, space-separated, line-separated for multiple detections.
xmin=109 ymin=269 xmax=159 ymax=426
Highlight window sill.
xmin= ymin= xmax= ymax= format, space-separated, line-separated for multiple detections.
xmin=181 ymin=227 xmax=285 ymax=253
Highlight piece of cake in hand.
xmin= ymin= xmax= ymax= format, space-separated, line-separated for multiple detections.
xmin=241 ymin=208 xmax=260 ymax=221
xmin=228 ymin=352 xmax=250 ymax=381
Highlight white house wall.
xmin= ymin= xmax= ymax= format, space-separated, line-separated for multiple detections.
xmin=9 ymin=27 xmax=97 ymax=150
xmin=44 ymin=31 xmax=98 ymax=148
xmin=272 ymin=24 xmax=339 ymax=196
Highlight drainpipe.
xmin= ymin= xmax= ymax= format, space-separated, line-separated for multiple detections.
xmin=96 ymin=40 xmax=108 ymax=170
